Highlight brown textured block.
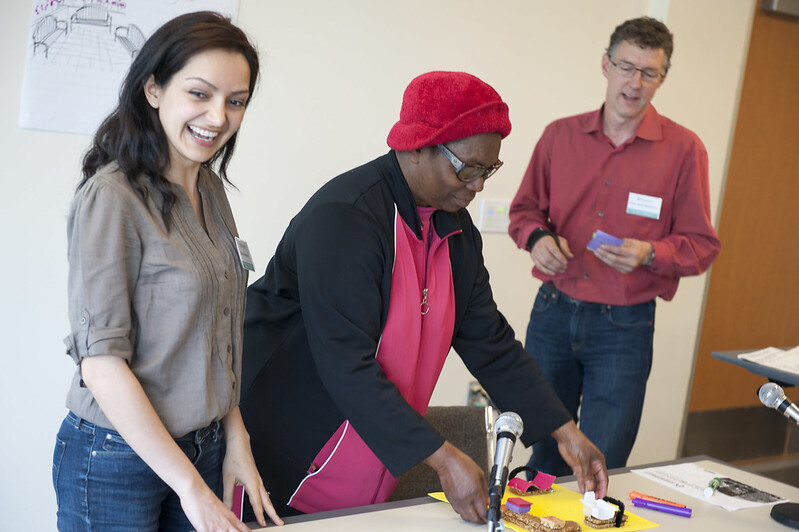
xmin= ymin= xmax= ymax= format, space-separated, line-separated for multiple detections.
xmin=501 ymin=506 xmax=582 ymax=531
xmin=540 ymin=515 xmax=566 ymax=529
xmin=584 ymin=513 xmax=628 ymax=529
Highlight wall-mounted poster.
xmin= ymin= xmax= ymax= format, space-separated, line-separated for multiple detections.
xmin=20 ymin=0 xmax=240 ymax=136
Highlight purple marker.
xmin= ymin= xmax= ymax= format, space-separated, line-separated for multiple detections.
xmin=632 ymin=498 xmax=692 ymax=518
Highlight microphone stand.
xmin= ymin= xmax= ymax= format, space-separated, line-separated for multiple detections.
xmin=760 ymin=382 xmax=799 ymax=530
xmin=486 ymin=412 xmax=522 ymax=532
xmin=486 ymin=469 xmax=505 ymax=532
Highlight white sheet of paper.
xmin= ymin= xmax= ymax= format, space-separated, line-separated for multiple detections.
xmin=20 ymin=0 xmax=240 ymax=136
xmin=738 ymin=346 xmax=799 ymax=375
xmin=631 ymin=463 xmax=786 ymax=511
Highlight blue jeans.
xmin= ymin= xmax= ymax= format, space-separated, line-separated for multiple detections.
xmin=526 ymin=283 xmax=655 ymax=476
xmin=53 ymin=412 xmax=225 ymax=531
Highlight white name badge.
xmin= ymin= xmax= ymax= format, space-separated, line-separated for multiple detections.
xmin=235 ymin=237 xmax=255 ymax=271
xmin=626 ymin=192 xmax=662 ymax=220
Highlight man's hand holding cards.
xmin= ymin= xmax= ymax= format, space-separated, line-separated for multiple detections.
xmin=586 ymin=229 xmax=624 ymax=251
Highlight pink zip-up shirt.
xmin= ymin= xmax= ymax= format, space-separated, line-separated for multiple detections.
xmin=289 ymin=206 xmax=459 ymax=512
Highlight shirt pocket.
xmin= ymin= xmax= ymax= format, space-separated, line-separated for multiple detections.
xmin=137 ymin=242 xmax=200 ymax=291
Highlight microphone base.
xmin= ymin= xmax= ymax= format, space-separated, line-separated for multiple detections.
xmin=771 ymin=502 xmax=799 ymax=529
xmin=487 ymin=519 xmax=505 ymax=532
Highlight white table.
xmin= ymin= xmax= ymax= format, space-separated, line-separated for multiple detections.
xmin=251 ymin=456 xmax=799 ymax=530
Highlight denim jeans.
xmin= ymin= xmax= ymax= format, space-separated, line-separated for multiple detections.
xmin=53 ymin=411 xmax=225 ymax=531
xmin=525 ymin=283 xmax=655 ymax=476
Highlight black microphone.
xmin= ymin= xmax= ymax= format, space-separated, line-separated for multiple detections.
xmin=759 ymin=382 xmax=799 ymax=424
xmin=487 ymin=412 xmax=523 ymax=532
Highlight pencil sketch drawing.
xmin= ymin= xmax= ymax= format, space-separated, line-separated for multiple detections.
xmin=29 ymin=1 xmax=147 ymax=70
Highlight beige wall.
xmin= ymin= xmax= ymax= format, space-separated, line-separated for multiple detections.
xmin=0 ymin=1 xmax=753 ymax=527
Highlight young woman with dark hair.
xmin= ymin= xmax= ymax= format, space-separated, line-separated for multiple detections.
xmin=53 ymin=11 xmax=282 ymax=531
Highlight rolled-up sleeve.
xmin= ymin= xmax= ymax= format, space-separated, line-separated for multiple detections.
xmin=65 ymin=179 xmax=141 ymax=364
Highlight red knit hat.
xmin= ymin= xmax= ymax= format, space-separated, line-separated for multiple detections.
xmin=387 ymin=71 xmax=512 ymax=151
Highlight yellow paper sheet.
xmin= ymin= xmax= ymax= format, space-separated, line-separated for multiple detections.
xmin=429 ymin=484 xmax=658 ymax=531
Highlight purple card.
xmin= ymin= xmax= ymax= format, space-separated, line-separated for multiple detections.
xmin=586 ymin=229 xmax=624 ymax=251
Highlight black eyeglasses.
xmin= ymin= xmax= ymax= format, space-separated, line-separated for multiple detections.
xmin=437 ymin=144 xmax=503 ymax=183
xmin=608 ymin=57 xmax=665 ymax=83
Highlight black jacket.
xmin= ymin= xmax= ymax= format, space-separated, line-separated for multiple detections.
xmin=240 ymin=151 xmax=570 ymax=504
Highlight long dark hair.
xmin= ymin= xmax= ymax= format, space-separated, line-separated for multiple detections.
xmin=80 ymin=11 xmax=260 ymax=226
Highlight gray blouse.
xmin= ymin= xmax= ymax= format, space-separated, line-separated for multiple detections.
xmin=63 ymin=163 xmax=248 ymax=437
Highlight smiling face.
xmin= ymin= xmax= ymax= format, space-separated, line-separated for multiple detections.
xmin=602 ymin=39 xmax=666 ymax=126
xmin=144 ymin=48 xmax=251 ymax=182
xmin=407 ymin=133 xmax=502 ymax=212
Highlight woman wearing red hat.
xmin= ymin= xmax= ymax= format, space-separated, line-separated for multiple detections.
xmin=240 ymin=71 xmax=608 ymax=524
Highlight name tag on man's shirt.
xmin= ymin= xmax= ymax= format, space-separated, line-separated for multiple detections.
xmin=626 ymin=192 xmax=662 ymax=220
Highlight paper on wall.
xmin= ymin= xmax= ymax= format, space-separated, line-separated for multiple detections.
xmin=20 ymin=0 xmax=240 ymax=136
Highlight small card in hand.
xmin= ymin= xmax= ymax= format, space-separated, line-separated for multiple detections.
xmin=586 ymin=229 xmax=624 ymax=251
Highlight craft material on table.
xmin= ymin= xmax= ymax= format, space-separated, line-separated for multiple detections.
xmin=628 ymin=491 xmax=686 ymax=508
xmin=430 ymin=484 xmax=657 ymax=531
xmin=631 ymin=498 xmax=692 ymax=518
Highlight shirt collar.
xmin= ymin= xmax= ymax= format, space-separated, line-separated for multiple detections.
xmin=580 ymin=104 xmax=663 ymax=143
xmin=635 ymin=105 xmax=663 ymax=141
xmin=580 ymin=107 xmax=605 ymax=134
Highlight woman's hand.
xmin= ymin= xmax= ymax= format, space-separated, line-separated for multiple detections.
xmin=551 ymin=420 xmax=608 ymax=498
xmin=177 ymin=477 xmax=251 ymax=532
xmin=81 ymin=355 xmax=255 ymax=531
xmin=222 ymin=408 xmax=284 ymax=527
xmin=425 ymin=441 xmax=488 ymax=523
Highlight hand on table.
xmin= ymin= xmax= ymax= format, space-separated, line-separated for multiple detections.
xmin=179 ymin=479 xmax=253 ymax=532
xmin=222 ymin=408 xmax=284 ymax=528
xmin=425 ymin=441 xmax=488 ymax=523
xmin=552 ymin=421 xmax=608 ymax=499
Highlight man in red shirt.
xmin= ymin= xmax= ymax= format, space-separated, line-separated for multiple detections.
xmin=508 ymin=17 xmax=720 ymax=475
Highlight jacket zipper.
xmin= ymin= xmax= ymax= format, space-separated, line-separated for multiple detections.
xmin=420 ymin=219 xmax=433 ymax=315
